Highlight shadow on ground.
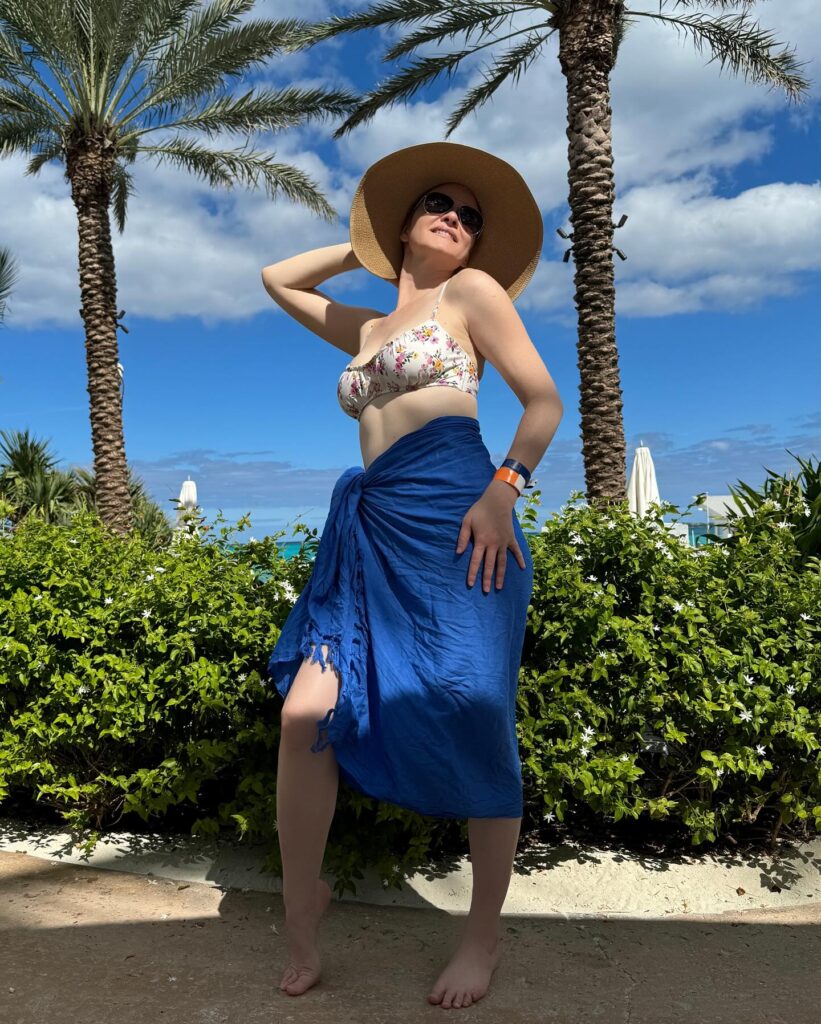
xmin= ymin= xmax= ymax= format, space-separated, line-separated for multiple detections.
xmin=1 ymin=850 xmax=819 ymax=1024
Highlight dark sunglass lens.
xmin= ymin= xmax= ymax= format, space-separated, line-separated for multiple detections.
xmin=460 ymin=208 xmax=483 ymax=234
xmin=424 ymin=192 xmax=453 ymax=213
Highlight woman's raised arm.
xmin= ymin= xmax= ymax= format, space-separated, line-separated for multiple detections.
xmin=261 ymin=243 xmax=383 ymax=359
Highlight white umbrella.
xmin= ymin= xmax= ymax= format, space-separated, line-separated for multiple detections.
xmin=627 ymin=441 xmax=661 ymax=518
xmin=173 ymin=476 xmax=200 ymax=538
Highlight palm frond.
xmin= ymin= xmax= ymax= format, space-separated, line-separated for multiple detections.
xmin=381 ymin=3 xmax=532 ymax=62
xmin=287 ymin=0 xmax=464 ymax=49
xmin=0 ymin=25 xmax=74 ymax=119
xmin=0 ymin=245 xmax=18 ymax=322
xmin=25 ymin=137 xmax=64 ymax=174
xmin=627 ymin=7 xmax=811 ymax=102
xmin=443 ymin=30 xmax=551 ymax=137
xmin=124 ymin=85 xmax=359 ymax=140
xmin=122 ymin=11 xmax=309 ymax=126
xmin=110 ymin=160 xmax=137 ymax=232
xmin=669 ymin=0 xmax=761 ymax=9
xmin=0 ymin=427 xmax=59 ymax=477
xmin=139 ymin=138 xmax=338 ymax=221
xmin=0 ymin=0 xmax=86 ymax=112
xmin=103 ymin=0 xmax=202 ymax=121
xmin=0 ymin=107 xmax=58 ymax=158
xmin=331 ymin=46 xmax=476 ymax=139
xmin=0 ymin=84 xmax=35 ymax=115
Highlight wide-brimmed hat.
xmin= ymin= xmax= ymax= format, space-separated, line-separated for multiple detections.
xmin=349 ymin=141 xmax=542 ymax=301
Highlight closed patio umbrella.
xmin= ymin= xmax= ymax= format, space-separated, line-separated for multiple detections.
xmin=627 ymin=441 xmax=661 ymax=518
xmin=173 ymin=477 xmax=200 ymax=539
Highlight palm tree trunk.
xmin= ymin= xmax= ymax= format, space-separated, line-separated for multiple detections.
xmin=66 ymin=133 xmax=133 ymax=535
xmin=559 ymin=0 xmax=627 ymax=505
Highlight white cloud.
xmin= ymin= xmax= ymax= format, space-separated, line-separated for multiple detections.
xmin=1 ymin=0 xmax=819 ymax=329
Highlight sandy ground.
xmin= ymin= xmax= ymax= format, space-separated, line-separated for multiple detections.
xmin=2 ymin=837 xmax=821 ymax=1024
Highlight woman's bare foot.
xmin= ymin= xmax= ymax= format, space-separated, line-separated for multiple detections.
xmin=278 ymin=878 xmax=333 ymax=996
xmin=427 ymin=933 xmax=503 ymax=1009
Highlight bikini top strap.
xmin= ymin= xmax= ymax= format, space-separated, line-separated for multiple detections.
xmin=431 ymin=277 xmax=450 ymax=321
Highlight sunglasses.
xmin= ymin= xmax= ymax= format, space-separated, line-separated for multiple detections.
xmin=410 ymin=190 xmax=484 ymax=238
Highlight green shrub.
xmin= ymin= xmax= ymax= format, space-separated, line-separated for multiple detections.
xmin=518 ymin=489 xmax=820 ymax=847
xmin=0 ymin=509 xmax=447 ymax=896
xmin=1 ymin=487 xmax=818 ymax=899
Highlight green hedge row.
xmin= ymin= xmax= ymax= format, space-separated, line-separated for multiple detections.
xmin=0 ymin=495 xmax=818 ymax=898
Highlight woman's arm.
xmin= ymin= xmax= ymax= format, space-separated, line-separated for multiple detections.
xmin=261 ymin=243 xmax=383 ymax=358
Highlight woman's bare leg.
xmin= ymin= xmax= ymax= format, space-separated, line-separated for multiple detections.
xmin=428 ymin=816 xmax=521 ymax=1009
xmin=276 ymin=644 xmax=341 ymax=996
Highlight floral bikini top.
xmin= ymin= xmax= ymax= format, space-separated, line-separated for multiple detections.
xmin=337 ymin=277 xmax=479 ymax=421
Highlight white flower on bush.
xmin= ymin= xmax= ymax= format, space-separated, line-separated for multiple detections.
xmin=755 ymin=744 xmax=767 ymax=757
xmin=716 ymin=767 xmax=725 ymax=778
xmin=786 ymin=684 xmax=796 ymax=695
xmin=738 ymin=709 xmax=753 ymax=722
xmin=281 ymin=581 xmax=297 ymax=604
xmin=586 ymin=574 xmax=597 ymax=582
xmin=800 ymin=613 xmax=811 ymax=621
xmin=238 ymin=672 xmax=247 ymax=681
xmin=572 ymin=709 xmax=582 ymax=719
xmin=653 ymin=624 xmax=661 ymax=632
xmin=544 ymin=811 xmax=556 ymax=823
xmin=579 ymin=744 xmax=590 ymax=757
xmin=672 ymin=601 xmax=683 ymax=612
xmin=581 ymin=725 xmax=595 ymax=740
xmin=154 ymin=566 xmax=167 ymax=573
xmin=619 ymin=753 xmax=629 ymax=761
xmin=775 ymin=520 xmax=790 ymax=529
xmin=78 ymin=685 xmax=88 ymax=694
xmin=568 ymin=532 xmax=583 ymax=545
xmin=142 ymin=609 xmax=152 ymax=619
xmin=743 ymin=673 xmax=754 ymax=685
xmin=104 ymin=597 xmax=113 ymax=606
xmin=144 ymin=573 xmax=155 ymax=582
xmin=33 ymin=594 xmax=43 ymax=601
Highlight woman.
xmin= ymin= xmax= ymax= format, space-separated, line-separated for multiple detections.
xmin=261 ymin=142 xmax=563 ymax=1009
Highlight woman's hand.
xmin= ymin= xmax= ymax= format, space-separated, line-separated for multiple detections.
xmin=456 ymin=480 xmax=527 ymax=592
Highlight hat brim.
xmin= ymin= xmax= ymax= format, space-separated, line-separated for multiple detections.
xmin=349 ymin=142 xmax=542 ymax=302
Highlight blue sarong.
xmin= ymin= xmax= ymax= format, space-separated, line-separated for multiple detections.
xmin=267 ymin=415 xmax=533 ymax=819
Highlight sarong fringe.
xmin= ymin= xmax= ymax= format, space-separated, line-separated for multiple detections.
xmin=289 ymin=542 xmax=369 ymax=755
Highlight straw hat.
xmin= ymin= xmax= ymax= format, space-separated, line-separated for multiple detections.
xmin=349 ymin=142 xmax=542 ymax=302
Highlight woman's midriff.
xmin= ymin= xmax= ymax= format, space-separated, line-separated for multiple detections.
xmin=359 ymin=387 xmax=480 ymax=471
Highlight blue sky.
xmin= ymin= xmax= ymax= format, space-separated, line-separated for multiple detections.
xmin=1 ymin=0 xmax=819 ymax=538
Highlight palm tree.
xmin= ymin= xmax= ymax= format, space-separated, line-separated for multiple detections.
xmin=0 ymin=245 xmax=18 ymax=324
xmin=0 ymin=0 xmax=359 ymax=534
xmin=291 ymin=0 xmax=810 ymax=505
xmin=0 ymin=427 xmax=69 ymax=521
xmin=0 ymin=427 xmax=173 ymax=542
